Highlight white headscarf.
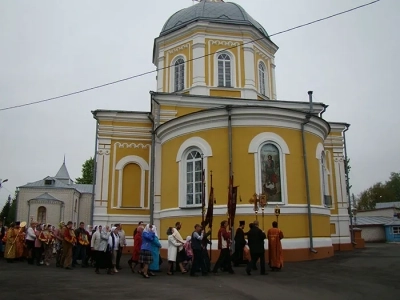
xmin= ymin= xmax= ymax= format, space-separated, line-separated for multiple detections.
xmin=143 ymin=224 xmax=151 ymax=233
xmin=186 ymin=236 xmax=191 ymax=242
xmin=152 ymin=225 xmax=158 ymax=238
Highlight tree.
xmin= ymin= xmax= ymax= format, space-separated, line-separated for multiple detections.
xmin=75 ymin=157 xmax=94 ymax=184
xmin=356 ymin=171 xmax=400 ymax=210
xmin=0 ymin=191 xmax=17 ymax=226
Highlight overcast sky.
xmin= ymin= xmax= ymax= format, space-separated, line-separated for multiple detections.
xmin=0 ymin=0 xmax=398 ymax=207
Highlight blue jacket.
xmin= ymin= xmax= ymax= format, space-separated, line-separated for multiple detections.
xmin=149 ymin=236 xmax=162 ymax=271
xmin=141 ymin=231 xmax=155 ymax=251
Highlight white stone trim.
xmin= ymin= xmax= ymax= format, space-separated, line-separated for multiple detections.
xmin=115 ymin=155 xmax=149 ymax=208
xmin=156 ymin=107 xmax=330 ymax=146
xmin=176 ymin=137 xmax=213 ymax=162
xmin=248 ymin=132 xmax=290 ymax=154
xmin=176 ymin=137 xmax=213 ymax=208
xmin=315 ymin=142 xmax=324 ymax=159
xmin=158 ymin=204 xmax=330 ymax=218
xmin=157 ymin=56 xmax=164 ymax=92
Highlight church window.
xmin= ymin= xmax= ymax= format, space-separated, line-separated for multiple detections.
xmin=37 ymin=206 xmax=46 ymax=224
xmin=177 ymin=137 xmax=213 ymax=208
xmin=321 ymin=151 xmax=332 ymax=207
xmin=217 ymin=53 xmax=232 ymax=87
xmin=258 ymin=62 xmax=266 ymax=95
xmin=248 ymin=132 xmax=289 ymax=204
xmin=174 ymin=58 xmax=185 ymax=92
xmin=260 ymin=143 xmax=282 ymax=203
xmin=185 ymin=149 xmax=203 ymax=205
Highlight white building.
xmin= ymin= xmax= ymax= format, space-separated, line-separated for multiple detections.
xmin=16 ymin=161 xmax=93 ymax=227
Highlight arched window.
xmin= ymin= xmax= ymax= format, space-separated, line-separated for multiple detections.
xmin=258 ymin=62 xmax=266 ymax=95
xmin=321 ymin=151 xmax=332 ymax=207
xmin=217 ymin=53 xmax=232 ymax=87
xmin=260 ymin=143 xmax=282 ymax=203
xmin=177 ymin=137 xmax=213 ymax=208
xmin=248 ymin=132 xmax=289 ymax=204
xmin=37 ymin=206 xmax=46 ymax=224
xmin=185 ymin=149 xmax=203 ymax=205
xmin=174 ymin=58 xmax=185 ymax=92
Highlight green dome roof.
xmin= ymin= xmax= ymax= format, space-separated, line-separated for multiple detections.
xmin=160 ymin=1 xmax=269 ymax=38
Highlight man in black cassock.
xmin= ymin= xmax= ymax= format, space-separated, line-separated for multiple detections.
xmin=231 ymin=221 xmax=246 ymax=267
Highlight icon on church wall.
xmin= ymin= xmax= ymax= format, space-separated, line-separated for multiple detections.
xmin=260 ymin=144 xmax=281 ymax=202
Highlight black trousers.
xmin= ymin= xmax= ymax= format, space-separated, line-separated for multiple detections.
xmin=116 ymin=246 xmax=123 ymax=268
xmin=191 ymin=249 xmax=207 ymax=275
xmin=231 ymin=245 xmax=245 ymax=266
xmin=246 ymin=251 xmax=265 ymax=274
xmin=73 ymin=244 xmax=87 ymax=266
xmin=212 ymin=248 xmax=233 ymax=273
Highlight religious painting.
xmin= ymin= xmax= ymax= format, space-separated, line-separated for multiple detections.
xmin=260 ymin=143 xmax=282 ymax=202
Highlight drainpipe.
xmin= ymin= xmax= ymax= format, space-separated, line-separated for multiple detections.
xmin=90 ymin=118 xmax=99 ymax=227
xmin=302 ymin=91 xmax=317 ymax=253
xmin=343 ymin=124 xmax=355 ymax=244
xmin=320 ymin=104 xmax=328 ymax=118
xmin=148 ymin=100 xmax=156 ymax=225
xmin=226 ymin=106 xmax=235 ymax=249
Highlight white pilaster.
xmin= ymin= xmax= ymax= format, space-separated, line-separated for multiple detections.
xmin=334 ymin=153 xmax=347 ymax=209
xmin=243 ymin=41 xmax=257 ymax=99
xmin=191 ymin=35 xmax=208 ymax=95
xmin=157 ymin=55 xmax=164 ymax=92
xmin=93 ymin=139 xmax=111 ymax=220
xmin=153 ymin=137 xmax=162 ymax=230
xmin=270 ymin=62 xmax=277 ymax=100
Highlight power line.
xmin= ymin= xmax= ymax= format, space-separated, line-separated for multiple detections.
xmin=0 ymin=0 xmax=380 ymax=112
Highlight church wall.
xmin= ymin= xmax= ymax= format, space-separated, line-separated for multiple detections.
xmin=106 ymin=139 xmax=150 ymax=215
xmin=78 ymin=193 xmax=92 ymax=226
xmin=17 ymin=188 xmax=80 ymax=225
xmin=159 ymin=126 xmax=330 ymax=240
xmin=163 ymin=41 xmax=193 ymax=93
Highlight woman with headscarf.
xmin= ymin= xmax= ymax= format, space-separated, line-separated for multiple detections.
xmin=166 ymin=227 xmax=185 ymax=275
xmin=108 ymin=226 xmax=120 ymax=273
xmin=139 ymin=224 xmax=156 ymax=278
xmin=148 ymin=225 xmax=162 ymax=273
xmin=129 ymin=225 xmax=143 ymax=273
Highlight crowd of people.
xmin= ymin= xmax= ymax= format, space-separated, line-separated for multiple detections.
xmin=0 ymin=218 xmax=284 ymax=278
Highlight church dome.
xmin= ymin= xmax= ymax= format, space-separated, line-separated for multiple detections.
xmin=160 ymin=0 xmax=269 ymax=38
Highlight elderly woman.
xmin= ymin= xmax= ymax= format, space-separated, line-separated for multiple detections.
xmin=139 ymin=224 xmax=156 ymax=278
xmin=108 ymin=226 xmax=120 ymax=273
xmin=149 ymin=225 xmax=162 ymax=273
xmin=167 ymin=227 xmax=185 ymax=275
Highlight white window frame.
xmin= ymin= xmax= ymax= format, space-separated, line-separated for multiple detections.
xmin=248 ymin=132 xmax=289 ymax=205
xmin=115 ymin=155 xmax=149 ymax=208
xmin=176 ymin=137 xmax=213 ymax=208
xmin=393 ymin=226 xmax=400 ymax=235
xmin=214 ymin=51 xmax=235 ymax=88
xmin=258 ymin=61 xmax=267 ymax=96
xmin=316 ymin=143 xmax=333 ymax=208
xmin=170 ymin=55 xmax=186 ymax=92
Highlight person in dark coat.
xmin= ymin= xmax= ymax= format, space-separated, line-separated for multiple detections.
xmin=245 ymin=220 xmax=267 ymax=275
xmin=231 ymin=221 xmax=246 ymax=266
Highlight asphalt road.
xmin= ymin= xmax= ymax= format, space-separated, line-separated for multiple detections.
xmin=0 ymin=243 xmax=399 ymax=300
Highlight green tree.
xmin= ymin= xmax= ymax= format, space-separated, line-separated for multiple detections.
xmin=75 ymin=157 xmax=94 ymax=184
xmin=0 ymin=191 xmax=17 ymax=226
xmin=356 ymin=172 xmax=400 ymax=210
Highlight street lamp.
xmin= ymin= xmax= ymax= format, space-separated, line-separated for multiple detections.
xmin=0 ymin=179 xmax=9 ymax=188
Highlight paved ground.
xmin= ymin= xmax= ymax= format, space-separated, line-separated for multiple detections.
xmin=0 ymin=243 xmax=399 ymax=300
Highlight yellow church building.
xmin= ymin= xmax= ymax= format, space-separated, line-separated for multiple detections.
xmin=92 ymin=0 xmax=353 ymax=261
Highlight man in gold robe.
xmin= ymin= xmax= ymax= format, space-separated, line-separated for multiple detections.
xmin=4 ymin=223 xmax=17 ymax=263
xmin=14 ymin=221 xmax=26 ymax=260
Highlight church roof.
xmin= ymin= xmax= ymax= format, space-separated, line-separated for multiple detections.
xmin=32 ymin=192 xmax=61 ymax=202
xmin=19 ymin=176 xmax=93 ymax=194
xmin=54 ymin=162 xmax=71 ymax=180
xmin=160 ymin=0 xmax=269 ymax=38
